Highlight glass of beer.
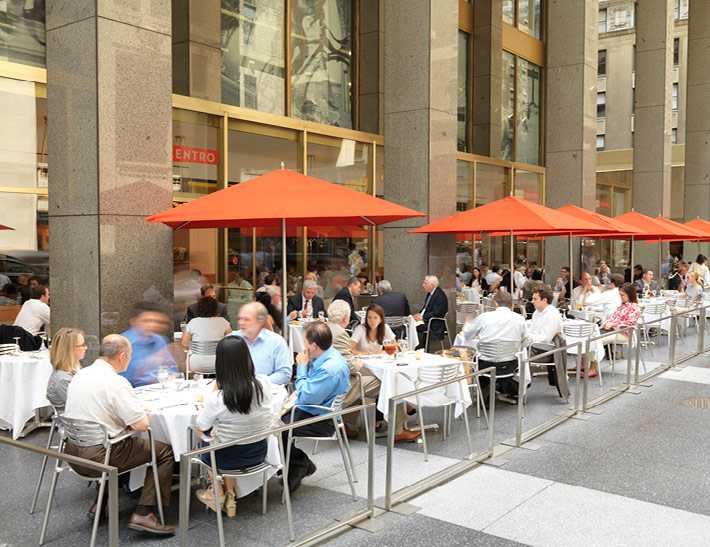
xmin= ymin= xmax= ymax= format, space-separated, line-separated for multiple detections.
xmin=383 ymin=337 xmax=397 ymax=356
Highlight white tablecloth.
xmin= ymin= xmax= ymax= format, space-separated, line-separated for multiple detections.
xmin=561 ymin=319 xmax=605 ymax=362
xmin=132 ymin=381 xmax=288 ymax=498
xmin=0 ymin=351 xmax=52 ymax=439
xmin=361 ymin=353 xmax=471 ymax=421
xmin=289 ymin=320 xmax=321 ymax=353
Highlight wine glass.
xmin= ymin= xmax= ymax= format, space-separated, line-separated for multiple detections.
xmin=318 ymin=311 xmax=325 ymax=322
xmin=13 ymin=337 xmax=21 ymax=354
xmin=157 ymin=366 xmax=170 ymax=391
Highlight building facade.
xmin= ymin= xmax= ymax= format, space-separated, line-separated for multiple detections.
xmin=0 ymin=0 xmax=708 ymax=337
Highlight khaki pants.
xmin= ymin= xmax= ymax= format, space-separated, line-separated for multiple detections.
xmin=342 ymin=373 xmax=408 ymax=433
xmin=64 ymin=437 xmax=174 ymax=508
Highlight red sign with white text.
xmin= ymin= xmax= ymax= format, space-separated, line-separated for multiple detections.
xmin=523 ymin=191 xmax=540 ymax=202
xmin=598 ymin=200 xmax=611 ymax=209
xmin=173 ymin=146 xmax=218 ymax=165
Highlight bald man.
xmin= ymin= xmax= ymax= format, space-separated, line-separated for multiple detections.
xmin=64 ymin=334 xmax=175 ymax=535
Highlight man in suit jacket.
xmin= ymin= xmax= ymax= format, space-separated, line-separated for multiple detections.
xmin=326 ymin=300 xmax=420 ymax=442
xmin=332 ymin=276 xmax=362 ymax=324
xmin=185 ymin=284 xmax=230 ymax=323
xmin=414 ymin=275 xmax=448 ymax=349
xmin=633 ymin=269 xmax=659 ymax=295
xmin=371 ymin=280 xmax=411 ymax=338
xmin=287 ymin=280 xmax=327 ymax=319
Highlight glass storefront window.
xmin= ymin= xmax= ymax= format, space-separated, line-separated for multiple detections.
xmin=221 ymin=0 xmax=286 ymax=115
xmin=0 ymin=1 xmax=45 ymax=68
xmin=476 ymin=163 xmax=510 ymax=267
xmin=518 ymin=0 xmax=541 ymax=39
xmin=458 ymin=31 xmax=470 ymax=153
xmin=172 ymin=110 xmax=220 ymax=199
xmin=374 ymin=144 xmax=384 ymax=281
xmin=516 ymin=59 xmax=542 ymax=166
xmin=514 ymin=169 xmax=543 ymax=203
xmin=457 ymin=160 xmax=474 ymax=212
xmin=501 ymin=51 xmax=516 ymax=162
xmin=0 ymin=78 xmax=49 ymax=290
xmin=503 ymin=0 xmax=515 ymax=25
xmin=291 ymin=0 xmax=354 ymax=129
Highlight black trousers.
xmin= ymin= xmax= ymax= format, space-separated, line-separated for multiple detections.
xmin=282 ymin=408 xmax=335 ymax=474
xmin=478 ymin=358 xmax=519 ymax=399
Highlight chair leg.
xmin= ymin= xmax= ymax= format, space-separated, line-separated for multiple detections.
xmin=476 ymin=382 xmax=490 ymax=429
xmin=339 ymin=422 xmax=358 ymax=483
xmin=459 ymin=383 xmax=474 ymax=458
xmin=333 ymin=422 xmax=358 ymax=501
xmin=38 ymin=462 xmax=61 ymax=546
xmin=312 ymin=440 xmax=319 ymax=455
xmin=262 ymin=470 xmax=268 ymax=515
xmin=185 ymin=460 xmax=193 ymax=529
xmin=416 ymin=394 xmax=428 ymax=462
xmin=89 ymin=474 xmax=108 ymax=547
xmin=30 ymin=421 xmax=56 ymax=514
xmin=277 ymin=439 xmax=296 ymax=541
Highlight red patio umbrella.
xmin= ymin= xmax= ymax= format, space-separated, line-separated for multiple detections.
xmin=409 ymin=197 xmax=613 ymax=294
xmin=147 ymin=169 xmax=426 ymax=335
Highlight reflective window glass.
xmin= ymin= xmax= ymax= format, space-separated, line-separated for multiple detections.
xmin=501 ymin=51 xmax=516 ymax=162
xmin=503 ymin=0 xmax=515 ymax=25
xmin=516 ymin=59 xmax=542 ymax=166
xmin=172 ymin=110 xmax=220 ymax=199
xmin=221 ymin=0 xmax=286 ymax=115
xmin=517 ymin=0 xmax=541 ymax=39
xmin=458 ymin=31 xmax=471 ymax=153
xmin=291 ymin=0 xmax=354 ymax=129
xmin=0 ymin=2 xmax=45 ymax=68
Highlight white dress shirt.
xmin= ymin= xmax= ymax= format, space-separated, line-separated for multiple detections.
xmin=462 ymin=307 xmax=529 ymax=361
xmin=14 ymin=298 xmax=50 ymax=335
xmin=528 ymin=304 xmax=562 ymax=344
xmin=568 ymin=285 xmax=599 ymax=309
xmin=484 ymin=272 xmax=502 ymax=286
xmin=584 ymin=287 xmax=621 ymax=321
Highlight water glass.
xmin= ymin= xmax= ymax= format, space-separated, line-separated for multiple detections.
xmin=157 ymin=366 xmax=170 ymax=391
xmin=318 ymin=311 xmax=325 ymax=321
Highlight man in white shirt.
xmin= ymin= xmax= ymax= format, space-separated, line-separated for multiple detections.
xmin=484 ymin=264 xmax=502 ymax=289
xmin=462 ymin=292 xmax=529 ymax=403
xmin=529 ymin=286 xmax=562 ymax=344
xmin=584 ymin=273 xmax=624 ymax=321
xmin=568 ymin=272 xmax=599 ymax=311
xmin=14 ymin=284 xmax=50 ymax=335
xmin=63 ymin=335 xmax=174 ymax=535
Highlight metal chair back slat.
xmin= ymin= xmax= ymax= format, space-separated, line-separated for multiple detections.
xmin=212 ymin=413 xmax=275 ymax=445
xmin=188 ymin=340 xmax=220 ymax=355
xmin=476 ymin=340 xmax=520 ymax=362
xmin=417 ymin=363 xmax=460 ymax=384
xmin=563 ymin=322 xmax=595 ymax=338
xmin=385 ymin=316 xmax=406 ymax=329
xmin=59 ymin=418 xmax=108 ymax=447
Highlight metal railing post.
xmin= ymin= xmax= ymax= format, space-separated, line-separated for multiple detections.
xmin=626 ymin=326 xmax=632 ymax=386
xmin=367 ymin=404 xmax=376 ymax=519
xmin=108 ymin=468 xmax=119 ymax=546
xmin=179 ymin=454 xmax=189 ymax=547
xmin=582 ymin=339 xmax=590 ymax=413
xmin=697 ymin=307 xmax=705 ymax=355
xmin=633 ymin=324 xmax=642 ymax=385
xmin=384 ymin=398 xmax=396 ymax=511
xmin=515 ymin=364 xmax=524 ymax=447
xmin=669 ymin=314 xmax=678 ymax=367
xmin=488 ymin=369 xmax=496 ymax=455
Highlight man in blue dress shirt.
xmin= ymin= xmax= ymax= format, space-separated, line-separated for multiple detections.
xmin=282 ymin=321 xmax=350 ymax=492
xmin=230 ymin=302 xmax=292 ymax=385
xmin=120 ymin=302 xmax=178 ymax=387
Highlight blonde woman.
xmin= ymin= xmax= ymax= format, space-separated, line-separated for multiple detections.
xmin=46 ymin=328 xmax=87 ymax=413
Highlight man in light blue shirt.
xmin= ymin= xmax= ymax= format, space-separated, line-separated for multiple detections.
xmin=230 ymin=302 xmax=292 ymax=385
xmin=282 ymin=321 xmax=350 ymax=492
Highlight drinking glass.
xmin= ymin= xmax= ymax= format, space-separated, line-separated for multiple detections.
xmin=383 ymin=338 xmax=397 ymax=356
xmin=157 ymin=366 xmax=170 ymax=391
xmin=180 ymin=321 xmax=187 ymax=332
xmin=318 ymin=311 xmax=325 ymax=321
xmin=13 ymin=337 xmax=21 ymax=354
xmin=174 ymin=372 xmax=185 ymax=391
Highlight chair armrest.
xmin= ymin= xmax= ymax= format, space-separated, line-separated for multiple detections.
xmin=395 ymin=370 xmax=416 ymax=385
xmin=108 ymin=428 xmax=139 ymax=445
xmin=354 ymin=371 xmax=366 ymax=400
xmin=293 ymin=403 xmax=336 ymax=413
xmin=188 ymin=424 xmax=214 ymax=444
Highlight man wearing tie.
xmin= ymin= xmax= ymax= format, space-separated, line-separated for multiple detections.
xmin=414 ymin=275 xmax=448 ymax=349
xmin=287 ymin=280 xmax=327 ymax=320
xmin=633 ymin=269 xmax=659 ymax=296
xmin=332 ymin=276 xmax=362 ymax=324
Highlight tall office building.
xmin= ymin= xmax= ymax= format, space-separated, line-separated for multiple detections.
xmin=0 ymin=0 xmax=707 ymax=336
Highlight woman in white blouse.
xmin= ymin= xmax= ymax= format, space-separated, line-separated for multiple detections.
xmin=350 ymin=304 xmax=396 ymax=354
xmin=195 ymin=336 xmax=273 ymax=517
xmin=182 ymin=296 xmax=232 ymax=374
xmin=681 ymin=271 xmax=703 ymax=301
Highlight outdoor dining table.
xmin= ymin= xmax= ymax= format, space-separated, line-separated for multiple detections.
xmin=131 ymin=379 xmax=288 ymax=497
xmin=460 ymin=288 xmax=481 ymax=303
xmin=0 ymin=350 xmax=52 ymax=439
xmin=360 ymin=352 xmax=472 ymax=421
xmin=288 ymin=319 xmax=320 ymax=353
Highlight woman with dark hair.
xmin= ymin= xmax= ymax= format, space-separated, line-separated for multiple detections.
xmin=588 ymin=283 xmax=641 ymax=378
xmin=350 ymin=303 xmax=395 ymax=354
xmin=195 ymin=336 xmax=273 ymax=517
xmin=182 ymin=296 xmax=232 ymax=374
xmin=470 ymin=267 xmax=483 ymax=291
xmin=255 ymin=291 xmax=281 ymax=333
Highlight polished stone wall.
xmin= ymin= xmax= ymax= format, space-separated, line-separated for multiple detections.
xmin=172 ymin=0 xmax=221 ymax=102
xmin=544 ymin=0 xmax=598 ymax=283
xmin=383 ymin=0 xmax=458 ymax=319
xmin=684 ymin=0 xmax=710 ymax=234
xmin=358 ymin=0 xmax=383 ymax=134
xmin=633 ymin=0 xmax=674 ymax=269
xmin=47 ymin=0 xmax=174 ymax=338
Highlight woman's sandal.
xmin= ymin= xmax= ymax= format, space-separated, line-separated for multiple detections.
xmin=224 ymin=491 xmax=237 ymax=518
xmin=196 ymin=486 xmax=225 ymax=513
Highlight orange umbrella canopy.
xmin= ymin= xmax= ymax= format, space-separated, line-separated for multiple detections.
xmin=611 ymin=211 xmax=693 ymax=240
xmin=684 ymin=218 xmax=710 ymax=238
xmin=147 ymin=169 xmax=426 ymax=229
xmin=409 ymin=196 xmax=605 ymax=235
xmin=253 ymin=225 xmax=368 ymax=238
xmin=557 ymin=205 xmax=645 ymax=238
xmin=651 ymin=217 xmax=710 ymax=242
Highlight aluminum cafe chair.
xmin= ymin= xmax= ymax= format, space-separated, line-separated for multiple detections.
xmin=187 ymin=413 xmax=295 ymax=546
xmin=639 ymin=302 xmax=666 ymax=354
xmin=285 ymin=393 xmax=358 ymax=501
xmin=424 ymin=312 xmax=453 ymax=352
xmin=30 ymin=405 xmax=62 ymax=515
xmin=456 ymin=302 xmax=479 ymax=332
xmin=40 ymin=418 xmax=165 ymax=547
xmin=460 ymin=360 xmax=490 ymax=428
xmin=313 ymin=370 xmax=370 ymax=451
xmin=186 ymin=339 xmax=220 ymax=378
xmin=474 ymin=340 xmax=526 ymax=407
xmin=562 ymin=322 xmax=601 ymax=387
xmin=384 ymin=315 xmax=407 ymax=341
xmin=396 ymin=363 xmax=473 ymax=462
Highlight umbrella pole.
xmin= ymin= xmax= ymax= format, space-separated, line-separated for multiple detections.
xmin=658 ymin=237 xmax=662 ymax=288
xmin=510 ymin=230 xmax=515 ymax=296
xmin=630 ymin=236 xmax=634 ymax=283
xmin=568 ymin=232 xmax=573 ymax=296
xmin=282 ymin=218 xmax=288 ymax=344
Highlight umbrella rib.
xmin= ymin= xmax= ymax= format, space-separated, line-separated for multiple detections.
xmin=361 ymin=216 xmax=376 ymax=226
xmin=175 ymin=221 xmax=190 ymax=230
